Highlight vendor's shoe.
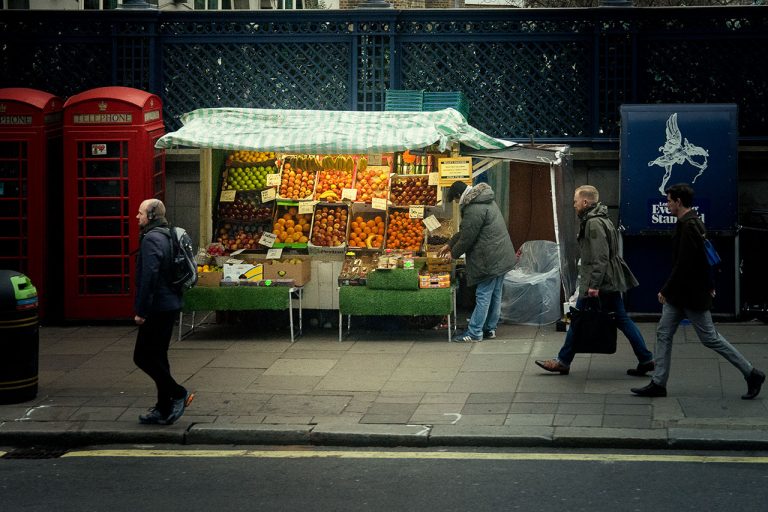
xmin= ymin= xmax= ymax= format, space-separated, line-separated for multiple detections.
xmin=483 ymin=330 xmax=496 ymax=340
xmin=138 ymin=408 xmax=170 ymax=425
xmin=452 ymin=332 xmax=482 ymax=343
xmin=627 ymin=360 xmax=655 ymax=377
xmin=631 ymin=381 xmax=667 ymax=397
xmin=742 ymin=368 xmax=765 ymax=400
xmin=535 ymin=359 xmax=570 ymax=375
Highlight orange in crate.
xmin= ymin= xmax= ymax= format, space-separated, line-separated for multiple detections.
xmin=385 ymin=210 xmax=424 ymax=251
xmin=348 ymin=214 xmax=385 ymax=249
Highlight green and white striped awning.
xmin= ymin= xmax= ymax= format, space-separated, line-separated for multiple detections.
xmin=155 ymin=107 xmax=513 ymax=154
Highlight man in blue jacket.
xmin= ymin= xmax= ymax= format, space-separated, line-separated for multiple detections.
xmin=632 ymin=183 xmax=764 ymax=399
xmin=438 ymin=181 xmax=517 ymax=342
xmin=134 ymin=198 xmax=194 ymax=425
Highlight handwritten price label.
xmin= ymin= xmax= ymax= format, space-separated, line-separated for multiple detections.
xmin=220 ymin=190 xmax=236 ymax=202
xmin=266 ymin=174 xmax=281 ymax=187
xmin=259 ymin=231 xmax=277 ymax=248
xmin=266 ymin=248 xmax=283 ymax=259
xmin=298 ymin=201 xmax=316 ymax=215
xmin=409 ymin=205 xmax=425 ymax=219
xmin=260 ymin=188 xmax=276 ymax=203
xmin=428 ymin=172 xmax=439 ymax=186
xmin=371 ymin=197 xmax=387 ymax=210
xmin=341 ymin=188 xmax=358 ymax=201
xmin=423 ymin=214 xmax=441 ymax=232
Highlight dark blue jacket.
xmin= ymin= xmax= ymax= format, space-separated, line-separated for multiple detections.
xmin=135 ymin=223 xmax=183 ymax=318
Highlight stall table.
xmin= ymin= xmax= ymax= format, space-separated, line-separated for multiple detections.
xmin=179 ymin=285 xmax=303 ymax=342
xmin=338 ymin=285 xmax=456 ymax=342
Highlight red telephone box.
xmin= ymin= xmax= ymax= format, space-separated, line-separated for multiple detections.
xmin=0 ymin=88 xmax=63 ymax=320
xmin=62 ymin=86 xmax=165 ymax=320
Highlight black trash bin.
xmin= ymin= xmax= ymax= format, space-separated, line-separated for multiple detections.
xmin=0 ymin=270 xmax=39 ymax=404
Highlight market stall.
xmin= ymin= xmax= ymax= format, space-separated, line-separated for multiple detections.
xmin=155 ymin=107 xmax=513 ymax=336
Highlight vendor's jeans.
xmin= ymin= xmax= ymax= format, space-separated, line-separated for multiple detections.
xmin=466 ymin=274 xmax=505 ymax=339
xmin=557 ymin=291 xmax=653 ymax=367
xmin=652 ymin=302 xmax=753 ymax=387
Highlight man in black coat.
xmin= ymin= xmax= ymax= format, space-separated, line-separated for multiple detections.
xmin=134 ymin=198 xmax=194 ymax=424
xmin=632 ymin=183 xmax=764 ymax=399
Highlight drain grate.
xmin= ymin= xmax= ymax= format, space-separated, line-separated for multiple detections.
xmin=2 ymin=447 xmax=68 ymax=459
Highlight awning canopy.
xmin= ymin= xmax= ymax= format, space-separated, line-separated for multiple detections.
xmin=155 ymin=107 xmax=513 ymax=154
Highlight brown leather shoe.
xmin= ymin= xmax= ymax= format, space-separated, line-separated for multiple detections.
xmin=535 ymin=359 xmax=570 ymax=375
xmin=627 ymin=360 xmax=655 ymax=377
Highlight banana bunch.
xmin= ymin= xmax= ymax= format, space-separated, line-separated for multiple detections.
xmin=321 ymin=155 xmax=354 ymax=173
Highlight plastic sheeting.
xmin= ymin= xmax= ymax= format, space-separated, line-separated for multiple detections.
xmin=500 ymin=240 xmax=561 ymax=326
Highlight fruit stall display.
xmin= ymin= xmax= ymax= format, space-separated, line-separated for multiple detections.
xmin=272 ymin=202 xmax=312 ymax=248
xmin=278 ymin=155 xmax=319 ymax=200
xmin=217 ymin=192 xmax=274 ymax=224
xmin=215 ymin=222 xmax=267 ymax=252
xmin=353 ymin=156 xmax=392 ymax=203
xmin=222 ymin=150 xmax=278 ymax=191
xmin=314 ymin=155 xmax=356 ymax=202
xmin=309 ymin=203 xmax=349 ymax=250
xmin=385 ymin=208 xmax=425 ymax=251
xmin=389 ymin=174 xmax=437 ymax=206
xmin=347 ymin=208 xmax=386 ymax=250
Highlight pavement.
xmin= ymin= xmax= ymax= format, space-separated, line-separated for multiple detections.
xmin=2 ymin=313 xmax=768 ymax=451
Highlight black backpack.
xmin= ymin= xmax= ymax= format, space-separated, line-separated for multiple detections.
xmin=158 ymin=225 xmax=198 ymax=292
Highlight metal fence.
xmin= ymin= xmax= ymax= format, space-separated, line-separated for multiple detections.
xmin=1 ymin=7 xmax=766 ymax=142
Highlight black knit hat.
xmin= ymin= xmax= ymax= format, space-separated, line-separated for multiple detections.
xmin=447 ymin=180 xmax=468 ymax=202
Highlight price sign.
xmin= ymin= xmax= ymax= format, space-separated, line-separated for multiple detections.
xmin=266 ymin=173 xmax=281 ymax=187
xmin=298 ymin=201 xmax=316 ymax=215
xmin=259 ymin=231 xmax=277 ymax=248
xmin=260 ymin=188 xmax=276 ymax=203
xmin=409 ymin=205 xmax=425 ymax=219
xmin=266 ymin=248 xmax=283 ymax=259
xmin=220 ymin=189 xmax=236 ymax=202
xmin=229 ymin=249 xmax=245 ymax=257
xmin=367 ymin=153 xmax=383 ymax=166
xmin=438 ymin=157 xmax=472 ymax=186
xmin=341 ymin=188 xmax=358 ymax=201
xmin=371 ymin=197 xmax=387 ymax=210
xmin=423 ymin=214 xmax=441 ymax=232
xmin=428 ymin=172 xmax=439 ymax=186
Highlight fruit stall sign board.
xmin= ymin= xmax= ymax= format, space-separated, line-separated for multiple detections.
xmin=428 ymin=172 xmax=439 ymax=186
xmin=298 ymin=201 xmax=316 ymax=215
xmin=220 ymin=190 xmax=236 ymax=202
xmin=267 ymin=248 xmax=283 ymax=259
xmin=438 ymin=157 xmax=472 ymax=186
xmin=259 ymin=231 xmax=277 ymax=247
xmin=371 ymin=197 xmax=387 ymax=210
xmin=423 ymin=214 xmax=441 ymax=232
xmin=266 ymin=174 xmax=281 ymax=187
xmin=410 ymin=205 xmax=425 ymax=219
xmin=261 ymin=188 xmax=276 ymax=203
xmin=342 ymin=188 xmax=357 ymax=201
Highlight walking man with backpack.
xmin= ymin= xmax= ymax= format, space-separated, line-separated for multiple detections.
xmin=134 ymin=198 xmax=194 ymax=425
xmin=631 ymin=183 xmax=765 ymax=399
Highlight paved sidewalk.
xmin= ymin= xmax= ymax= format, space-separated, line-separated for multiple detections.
xmin=1 ymin=317 xmax=768 ymax=450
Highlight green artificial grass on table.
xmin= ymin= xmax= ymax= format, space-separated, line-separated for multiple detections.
xmin=365 ymin=264 xmax=424 ymax=291
xmin=183 ymin=285 xmax=291 ymax=312
xmin=339 ymin=285 xmax=453 ymax=316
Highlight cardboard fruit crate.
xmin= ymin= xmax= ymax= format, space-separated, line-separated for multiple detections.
xmin=389 ymin=174 xmax=437 ymax=207
xmin=277 ymin=154 xmax=318 ymax=201
xmin=308 ymin=202 xmax=349 ymax=254
xmin=347 ymin=203 xmax=386 ymax=250
xmin=272 ymin=201 xmax=312 ymax=249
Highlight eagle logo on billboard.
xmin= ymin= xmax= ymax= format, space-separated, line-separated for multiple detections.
xmin=647 ymin=113 xmax=709 ymax=195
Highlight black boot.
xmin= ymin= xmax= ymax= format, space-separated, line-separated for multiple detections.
xmin=742 ymin=368 xmax=765 ymax=400
xmin=631 ymin=381 xmax=667 ymax=397
xmin=627 ymin=360 xmax=655 ymax=377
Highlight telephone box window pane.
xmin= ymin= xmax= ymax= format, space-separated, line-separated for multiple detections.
xmin=0 ymin=219 xmax=23 ymax=236
xmin=84 ymin=219 xmax=122 ymax=236
xmin=85 ymin=161 xmax=122 ymax=178
xmin=123 ymin=161 xmax=129 ymax=177
xmin=85 ymin=257 xmax=123 ymax=275
xmin=0 ymin=141 xmax=22 ymax=158
xmin=83 ymin=277 xmax=125 ymax=295
xmin=0 ymin=201 xmax=20 ymax=216
xmin=0 ymin=240 xmax=24 ymax=257
xmin=0 ymin=162 xmax=21 ymax=179
xmin=85 ymin=238 xmax=123 ymax=256
xmin=0 ymin=182 xmax=21 ymax=197
xmin=0 ymin=257 xmax=25 ymax=273
xmin=85 ymin=199 xmax=121 ymax=217
xmin=84 ymin=141 xmax=124 ymax=158
xmin=85 ymin=180 xmax=121 ymax=197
